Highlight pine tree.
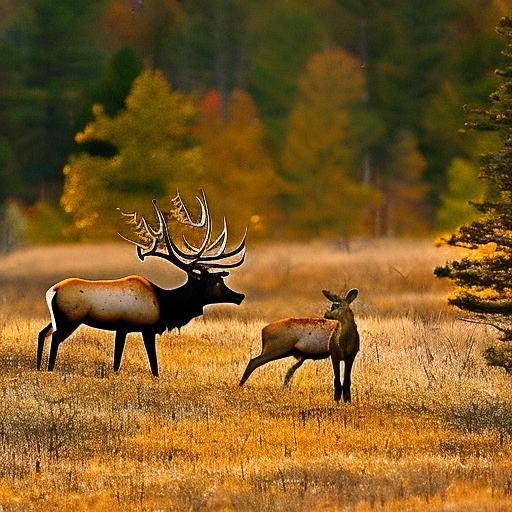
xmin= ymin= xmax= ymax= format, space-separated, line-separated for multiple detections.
xmin=61 ymin=69 xmax=201 ymax=239
xmin=434 ymin=17 xmax=512 ymax=371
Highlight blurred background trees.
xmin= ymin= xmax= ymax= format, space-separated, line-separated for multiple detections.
xmin=0 ymin=0 xmax=509 ymax=247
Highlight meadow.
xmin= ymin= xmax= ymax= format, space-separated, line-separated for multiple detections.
xmin=0 ymin=239 xmax=511 ymax=511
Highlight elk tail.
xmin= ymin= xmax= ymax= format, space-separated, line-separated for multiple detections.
xmin=45 ymin=287 xmax=58 ymax=330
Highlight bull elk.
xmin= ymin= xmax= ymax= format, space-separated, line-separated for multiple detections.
xmin=239 ymin=289 xmax=359 ymax=402
xmin=37 ymin=190 xmax=246 ymax=376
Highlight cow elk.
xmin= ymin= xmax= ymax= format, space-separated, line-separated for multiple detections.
xmin=37 ymin=190 xmax=246 ymax=376
xmin=239 ymin=289 xmax=359 ymax=402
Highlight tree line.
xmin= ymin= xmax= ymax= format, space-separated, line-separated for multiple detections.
xmin=0 ymin=0 xmax=509 ymax=245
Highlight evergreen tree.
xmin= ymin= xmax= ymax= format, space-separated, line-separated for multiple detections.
xmin=246 ymin=1 xmax=324 ymax=153
xmin=77 ymin=47 xmax=143 ymax=157
xmin=61 ymin=69 xmax=201 ymax=239
xmin=4 ymin=0 xmax=107 ymax=202
xmin=434 ymin=17 xmax=512 ymax=371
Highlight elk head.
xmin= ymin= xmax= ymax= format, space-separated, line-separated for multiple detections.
xmin=118 ymin=189 xmax=246 ymax=310
xmin=322 ymin=289 xmax=358 ymax=319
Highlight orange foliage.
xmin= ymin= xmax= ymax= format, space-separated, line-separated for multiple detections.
xmin=387 ymin=131 xmax=430 ymax=236
xmin=195 ymin=89 xmax=281 ymax=238
xmin=104 ymin=0 xmax=184 ymax=64
xmin=282 ymin=49 xmax=380 ymax=237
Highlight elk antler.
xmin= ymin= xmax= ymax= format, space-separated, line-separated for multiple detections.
xmin=118 ymin=190 xmax=246 ymax=275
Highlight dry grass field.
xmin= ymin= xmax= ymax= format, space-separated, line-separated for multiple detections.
xmin=0 ymin=239 xmax=511 ymax=511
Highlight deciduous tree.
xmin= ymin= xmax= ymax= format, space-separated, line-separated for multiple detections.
xmin=62 ymin=69 xmax=201 ymax=238
xmin=281 ymin=49 xmax=380 ymax=238
xmin=194 ymin=89 xmax=280 ymax=237
xmin=386 ymin=131 xmax=430 ymax=236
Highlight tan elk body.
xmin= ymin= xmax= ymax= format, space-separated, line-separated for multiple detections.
xmin=240 ymin=289 xmax=359 ymax=402
xmin=47 ymin=276 xmax=161 ymax=328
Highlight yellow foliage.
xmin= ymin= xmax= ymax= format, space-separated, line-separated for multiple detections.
xmin=282 ymin=49 xmax=381 ymax=237
xmin=61 ymin=68 xmax=201 ymax=239
xmin=387 ymin=131 xmax=430 ymax=236
xmin=479 ymin=242 xmax=497 ymax=255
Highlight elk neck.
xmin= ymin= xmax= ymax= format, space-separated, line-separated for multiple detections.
xmin=151 ymin=277 xmax=210 ymax=331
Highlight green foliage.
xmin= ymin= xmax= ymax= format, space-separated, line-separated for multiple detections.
xmin=82 ymin=48 xmax=143 ymax=118
xmin=1 ymin=0 xmax=509 ymax=243
xmin=435 ymin=17 xmax=512 ymax=367
xmin=386 ymin=131 xmax=430 ymax=236
xmin=62 ymin=69 xmax=202 ymax=239
xmin=281 ymin=49 xmax=381 ymax=238
xmin=246 ymin=1 xmax=324 ymax=153
xmin=0 ymin=138 xmax=18 ymax=202
xmin=26 ymin=201 xmax=77 ymax=245
xmin=437 ymin=158 xmax=485 ymax=231
xmin=0 ymin=0 xmax=107 ymax=202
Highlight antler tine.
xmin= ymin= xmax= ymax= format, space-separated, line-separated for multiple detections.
xmin=171 ymin=190 xmax=207 ymax=228
xmin=200 ymin=246 xmax=246 ymax=269
xmin=204 ymin=216 xmax=228 ymax=257
xmin=191 ymin=189 xmax=212 ymax=259
xmin=182 ymin=216 xmax=228 ymax=257
xmin=118 ymin=201 xmax=195 ymax=273
xmin=149 ymin=199 xmax=200 ymax=272
xmin=195 ymin=225 xmax=247 ymax=264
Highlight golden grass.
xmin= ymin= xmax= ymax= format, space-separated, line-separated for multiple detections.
xmin=0 ymin=239 xmax=511 ymax=510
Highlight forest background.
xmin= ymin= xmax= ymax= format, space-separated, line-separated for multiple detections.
xmin=0 ymin=0 xmax=510 ymax=247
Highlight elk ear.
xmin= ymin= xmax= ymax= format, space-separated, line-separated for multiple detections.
xmin=345 ymin=288 xmax=359 ymax=303
xmin=322 ymin=290 xmax=341 ymax=302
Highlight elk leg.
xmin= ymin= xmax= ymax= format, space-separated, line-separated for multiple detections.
xmin=239 ymin=351 xmax=292 ymax=386
xmin=283 ymin=356 xmax=306 ymax=387
xmin=342 ymin=355 xmax=355 ymax=403
xmin=37 ymin=322 xmax=53 ymax=370
xmin=113 ymin=331 xmax=128 ymax=373
xmin=47 ymin=326 xmax=77 ymax=372
xmin=331 ymin=354 xmax=342 ymax=402
xmin=142 ymin=331 xmax=159 ymax=377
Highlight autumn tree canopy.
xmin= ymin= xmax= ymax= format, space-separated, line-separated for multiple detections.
xmin=62 ymin=69 xmax=201 ymax=238
xmin=194 ymin=89 xmax=280 ymax=238
xmin=281 ymin=49 xmax=380 ymax=238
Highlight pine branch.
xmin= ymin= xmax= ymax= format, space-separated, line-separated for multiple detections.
xmin=457 ymin=317 xmax=512 ymax=338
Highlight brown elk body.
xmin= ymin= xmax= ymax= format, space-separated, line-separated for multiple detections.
xmin=37 ymin=191 xmax=246 ymax=376
xmin=239 ymin=289 xmax=359 ymax=402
